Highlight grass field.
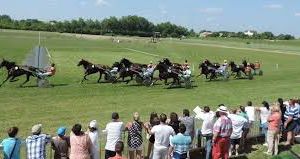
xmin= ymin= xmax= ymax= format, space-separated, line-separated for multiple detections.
xmin=0 ymin=30 xmax=300 ymax=158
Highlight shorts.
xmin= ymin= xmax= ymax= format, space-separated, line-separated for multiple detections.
xmin=149 ymin=135 xmax=155 ymax=144
xmin=230 ymin=138 xmax=241 ymax=145
xmin=285 ymin=120 xmax=297 ymax=132
xmin=128 ymin=144 xmax=143 ymax=151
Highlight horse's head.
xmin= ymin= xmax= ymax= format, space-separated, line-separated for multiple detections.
xmin=77 ymin=59 xmax=87 ymax=66
xmin=229 ymin=61 xmax=235 ymax=67
xmin=0 ymin=59 xmax=15 ymax=69
xmin=163 ymin=58 xmax=172 ymax=66
xmin=242 ymin=60 xmax=247 ymax=66
xmin=120 ymin=58 xmax=132 ymax=68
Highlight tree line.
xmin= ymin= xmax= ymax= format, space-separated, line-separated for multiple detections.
xmin=0 ymin=14 xmax=296 ymax=40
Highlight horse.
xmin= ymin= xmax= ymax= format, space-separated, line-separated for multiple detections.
xmin=0 ymin=59 xmax=36 ymax=87
xmin=228 ymin=61 xmax=246 ymax=78
xmin=77 ymin=59 xmax=110 ymax=83
xmin=162 ymin=58 xmax=182 ymax=68
xmin=153 ymin=61 xmax=181 ymax=85
xmin=112 ymin=61 xmax=142 ymax=84
xmin=242 ymin=60 xmax=255 ymax=70
xmin=198 ymin=62 xmax=221 ymax=81
xmin=120 ymin=58 xmax=147 ymax=69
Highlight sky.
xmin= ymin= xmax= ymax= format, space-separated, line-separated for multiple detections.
xmin=0 ymin=0 xmax=300 ymax=36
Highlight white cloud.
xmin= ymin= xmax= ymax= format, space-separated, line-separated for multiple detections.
xmin=295 ymin=13 xmax=300 ymax=17
xmin=96 ymin=0 xmax=109 ymax=6
xmin=199 ymin=8 xmax=223 ymax=15
xmin=264 ymin=4 xmax=283 ymax=9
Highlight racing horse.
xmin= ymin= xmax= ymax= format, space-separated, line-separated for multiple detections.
xmin=242 ymin=60 xmax=255 ymax=70
xmin=112 ymin=61 xmax=143 ymax=84
xmin=198 ymin=60 xmax=220 ymax=79
xmin=228 ymin=61 xmax=246 ymax=78
xmin=77 ymin=59 xmax=110 ymax=83
xmin=162 ymin=58 xmax=182 ymax=69
xmin=153 ymin=60 xmax=182 ymax=85
xmin=0 ymin=59 xmax=36 ymax=87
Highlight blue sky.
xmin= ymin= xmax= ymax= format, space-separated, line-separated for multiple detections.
xmin=1 ymin=0 xmax=300 ymax=36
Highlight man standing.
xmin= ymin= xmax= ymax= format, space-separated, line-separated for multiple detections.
xmin=0 ymin=127 xmax=22 ymax=159
xmin=26 ymin=124 xmax=51 ymax=159
xmin=212 ymin=106 xmax=233 ymax=159
xmin=104 ymin=112 xmax=124 ymax=159
xmin=51 ymin=127 xmax=70 ymax=159
xmin=284 ymin=99 xmax=299 ymax=145
xmin=169 ymin=124 xmax=192 ymax=159
xmin=195 ymin=106 xmax=215 ymax=159
xmin=228 ymin=109 xmax=247 ymax=156
xmin=87 ymin=120 xmax=100 ymax=159
xmin=179 ymin=109 xmax=195 ymax=140
xmin=146 ymin=113 xmax=175 ymax=159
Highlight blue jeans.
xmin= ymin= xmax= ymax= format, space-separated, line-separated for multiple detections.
xmin=203 ymin=134 xmax=212 ymax=159
xmin=261 ymin=122 xmax=268 ymax=142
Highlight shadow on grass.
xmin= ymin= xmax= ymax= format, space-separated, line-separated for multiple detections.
xmin=21 ymin=83 xmax=69 ymax=88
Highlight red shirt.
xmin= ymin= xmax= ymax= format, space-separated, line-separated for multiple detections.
xmin=268 ymin=112 xmax=281 ymax=131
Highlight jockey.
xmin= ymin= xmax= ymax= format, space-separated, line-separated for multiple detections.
xmin=37 ymin=63 xmax=56 ymax=78
xmin=183 ymin=60 xmax=189 ymax=69
xmin=245 ymin=63 xmax=252 ymax=74
xmin=148 ymin=61 xmax=154 ymax=68
xmin=254 ymin=61 xmax=261 ymax=75
xmin=223 ymin=60 xmax=228 ymax=66
xmin=144 ymin=64 xmax=154 ymax=78
xmin=110 ymin=66 xmax=119 ymax=74
xmin=182 ymin=65 xmax=192 ymax=78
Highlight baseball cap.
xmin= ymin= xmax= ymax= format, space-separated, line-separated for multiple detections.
xmin=57 ymin=127 xmax=66 ymax=136
xmin=32 ymin=124 xmax=42 ymax=134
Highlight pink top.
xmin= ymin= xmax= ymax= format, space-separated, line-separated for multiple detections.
xmin=109 ymin=154 xmax=127 ymax=159
xmin=70 ymin=133 xmax=92 ymax=159
xmin=268 ymin=112 xmax=281 ymax=131
xmin=213 ymin=116 xmax=232 ymax=138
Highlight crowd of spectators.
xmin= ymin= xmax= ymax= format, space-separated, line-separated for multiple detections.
xmin=1 ymin=98 xmax=300 ymax=159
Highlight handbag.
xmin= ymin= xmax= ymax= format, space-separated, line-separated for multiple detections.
xmin=9 ymin=138 xmax=18 ymax=159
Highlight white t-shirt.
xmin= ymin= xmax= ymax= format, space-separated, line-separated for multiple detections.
xmin=228 ymin=114 xmax=247 ymax=139
xmin=151 ymin=124 xmax=175 ymax=148
xmin=259 ymin=107 xmax=271 ymax=124
xmin=104 ymin=121 xmax=124 ymax=151
xmin=88 ymin=131 xmax=100 ymax=159
xmin=196 ymin=111 xmax=215 ymax=135
xmin=245 ymin=106 xmax=255 ymax=122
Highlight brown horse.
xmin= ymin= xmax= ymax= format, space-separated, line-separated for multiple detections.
xmin=77 ymin=59 xmax=110 ymax=83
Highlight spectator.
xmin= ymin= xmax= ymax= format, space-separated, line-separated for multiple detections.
xmin=238 ymin=106 xmax=250 ymax=151
xmin=87 ymin=120 xmax=100 ymax=159
xmin=0 ymin=127 xmax=22 ymax=159
xmin=145 ymin=112 xmax=160 ymax=159
xmin=195 ymin=106 xmax=215 ymax=159
xmin=169 ymin=123 xmax=192 ymax=159
xmin=284 ymin=99 xmax=299 ymax=145
xmin=125 ymin=112 xmax=144 ymax=159
xmin=245 ymin=101 xmax=255 ymax=128
xmin=278 ymin=98 xmax=286 ymax=126
xmin=70 ymin=124 xmax=92 ymax=159
xmin=26 ymin=124 xmax=51 ymax=159
xmin=179 ymin=109 xmax=195 ymax=140
xmin=228 ymin=109 xmax=247 ymax=156
xmin=51 ymin=127 xmax=70 ymax=159
xmin=212 ymin=106 xmax=233 ymax=159
xmin=266 ymin=105 xmax=281 ymax=155
xmin=168 ymin=112 xmax=181 ymax=134
xmin=255 ymin=101 xmax=271 ymax=145
xmin=104 ymin=112 xmax=125 ymax=159
xmin=108 ymin=141 xmax=127 ymax=159
xmin=146 ymin=113 xmax=175 ymax=159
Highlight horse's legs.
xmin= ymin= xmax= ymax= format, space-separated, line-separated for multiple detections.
xmin=0 ymin=74 xmax=12 ymax=87
xmin=97 ymin=72 xmax=102 ymax=83
xmin=20 ymin=74 xmax=30 ymax=87
xmin=9 ymin=76 xmax=18 ymax=82
xmin=164 ymin=79 xmax=168 ymax=85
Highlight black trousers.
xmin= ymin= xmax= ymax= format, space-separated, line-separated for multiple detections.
xmin=105 ymin=150 xmax=116 ymax=159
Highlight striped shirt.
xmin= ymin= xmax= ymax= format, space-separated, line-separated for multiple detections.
xmin=284 ymin=104 xmax=300 ymax=121
xmin=170 ymin=133 xmax=192 ymax=155
xmin=213 ymin=115 xmax=232 ymax=138
xmin=25 ymin=134 xmax=51 ymax=159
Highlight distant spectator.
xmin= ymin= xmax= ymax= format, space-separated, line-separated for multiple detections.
xmin=245 ymin=101 xmax=255 ymax=128
xmin=104 ymin=112 xmax=125 ymax=159
xmin=179 ymin=109 xmax=195 ymax=140
xmin=125 ymin=112 xmax=144 ymax=159
xmin=228 ymin=109 xmax=247 ymax=156
xmin=238 ymin=106 xmax=250 ymax=150
xmin=51 ymin=127 xmax=70 ymax=159
xmin=87 ymin=120 xmax=100 ymax=159
xmin=255 ymin=101 xmax=271 ymax=145
xmin=284 ymin=99 xmax=299 ymax=145
xmin=169 ymin=123 xmax=192 ymax=159
xmin=212 ymin=106 xmax=232 ymax=159
xmin=266 ymin=105 xmax=281 ymax=155
xmin=0 ymin=127 xmax=22 ymax=159
xmin=195 ymin=106 xmax=215 ymax=159
xmin=168 ymin=112 xmax=181 ymax=134
xmin=278 ymin=98 xmax=286 ymax=125
xmin=146 ymin=113 xmax=175 ymax=159
xmin=108 ymin=141 xmax=127 ymax=159
xmin=70 ymin=124 xmax=92 ymax=159
xmin=26 ymin=124 xmax=51 ymax=159
xmin=145 ymin=112 xmax=160 ymax=159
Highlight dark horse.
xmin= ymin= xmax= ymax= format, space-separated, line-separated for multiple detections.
xmin=113 ymin=58 xmax=145 ymax=83
xmin=0 ymin=59 xmax=36 ymax=87
xmin=242 ymin=60 xmax=255 ymax=70
xmin=77 ymin=59 xmax=110 ymax=83
xmin=162 ymin=58 xmax=182 ymax=68
xmin=198 ymin=60 xmax=220 ymax=79
xmin=153 ymin=60 xmax=181 ymax=85
xmin=228 ymin=61 xmax=246 ymax=78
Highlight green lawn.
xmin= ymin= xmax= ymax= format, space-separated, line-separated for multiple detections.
xmin=0 ymin=30 xmax=300 ymax=159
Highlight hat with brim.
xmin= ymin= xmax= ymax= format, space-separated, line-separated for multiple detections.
xmin=32 ymin=124 xmax=42 ymax=134
xmin=89 ymin=120 xmax=98 ymax=129
xmin=217 ymin=106 xmax=228 ymax=114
